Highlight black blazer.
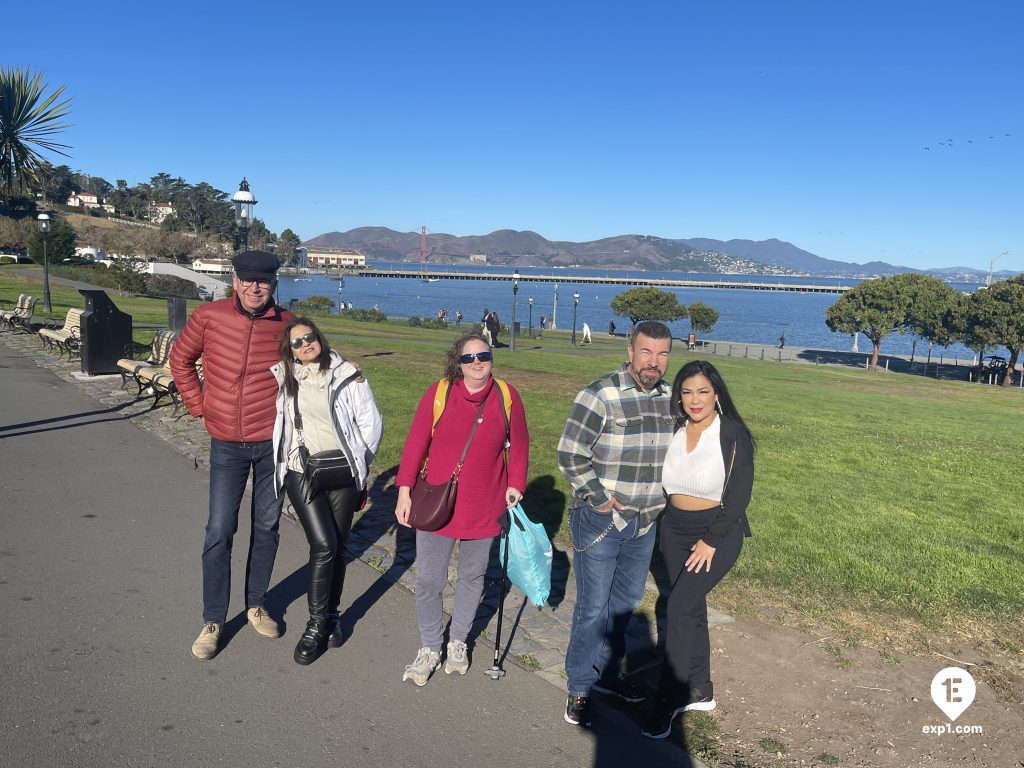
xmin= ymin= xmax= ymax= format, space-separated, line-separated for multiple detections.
xmin=703 ymin=416 xmax=754 ymax=549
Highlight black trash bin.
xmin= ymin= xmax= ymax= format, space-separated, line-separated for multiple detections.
xmin=79 ymin=290 xmax=133 ymax=375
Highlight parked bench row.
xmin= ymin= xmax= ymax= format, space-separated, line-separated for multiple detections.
xmin=1 ymin=292 xmax=195 ymax=418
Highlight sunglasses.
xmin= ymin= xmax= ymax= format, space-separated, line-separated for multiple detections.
xmin=289 ymin=332 xmax=319 ymax=349
xmin=460 ymin=351 xmax=493 ymax=364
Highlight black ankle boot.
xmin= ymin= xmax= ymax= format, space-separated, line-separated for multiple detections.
xmin=293 ymin=619 xmax=328 ymax=665
xmin=325 ymin=612 xmax=344 ymax=648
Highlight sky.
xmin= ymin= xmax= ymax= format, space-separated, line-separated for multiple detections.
xmin=5 ymin=1 xmax=1022 ymax=272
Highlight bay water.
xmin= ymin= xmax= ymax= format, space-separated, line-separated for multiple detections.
xmin=276 ymin=262 xmax=988 ymax=363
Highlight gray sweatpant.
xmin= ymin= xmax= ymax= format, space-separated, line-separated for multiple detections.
xmin=415 ymin=531 xmax=494 ymax=651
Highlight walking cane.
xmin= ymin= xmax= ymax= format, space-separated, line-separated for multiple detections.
xmin=485 ymin=518 xmax=511 ymax=680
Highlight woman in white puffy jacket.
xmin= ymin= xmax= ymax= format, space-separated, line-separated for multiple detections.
xmin=271 ymin=317 xmax=382 ymax=665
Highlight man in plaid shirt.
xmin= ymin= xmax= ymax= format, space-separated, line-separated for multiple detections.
xmin=557 ymin=320 xmax=674 ymax=727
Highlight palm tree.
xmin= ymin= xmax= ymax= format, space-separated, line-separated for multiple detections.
xmin=0 ymin=67 xmax=72 ymax=207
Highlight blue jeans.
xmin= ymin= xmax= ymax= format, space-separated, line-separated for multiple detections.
xmin=202 ymin=439 xmax=283 ymax=624
xmin=565 ymin=502 xmax=656 ymax=697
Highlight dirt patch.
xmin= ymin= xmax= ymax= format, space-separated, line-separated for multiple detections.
xmin=701 ymin=615 xmax=1023 ymax=767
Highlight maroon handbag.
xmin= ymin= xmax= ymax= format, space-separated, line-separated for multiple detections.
xmin=409 ymin=397 xmax=487 ymax=532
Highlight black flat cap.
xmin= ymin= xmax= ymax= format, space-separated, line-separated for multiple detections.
xmin=232 ymin=250 xmax=280 ymax=281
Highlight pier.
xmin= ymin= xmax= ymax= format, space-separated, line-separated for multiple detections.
xmin=313 ymin=268 xmax=851 ymax=294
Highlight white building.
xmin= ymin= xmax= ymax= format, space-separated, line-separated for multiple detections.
xmin=192 ymin=258 xmax=233 ymax=275
xmin=74 ymin=246 xmax=106 ymax=261
xmin=67 ymin=192 xmax=101 ymax=209
xmin=306 ymin=250 xmax=365 ymax=267
xmin=150 ymin=202 xmax=174 ymax=223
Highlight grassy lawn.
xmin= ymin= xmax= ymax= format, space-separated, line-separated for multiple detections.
xmin=4 ymin=267 xmax=1022 ymax=656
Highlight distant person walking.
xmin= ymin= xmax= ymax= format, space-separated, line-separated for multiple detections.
xmin=480 ymin=308 xmax=492 ymax=346
xmin=608 ymin=320 xmax=616 ymax=337
xmin=779 ymin=333 xmax=785 ymax=349
xmin=539 ymin=315 xmax=547 ymax=330
xmin=455 ymin=310 xmax=463 ymax=326
xmin=581 ymin=322 xmax=592 ymax=344
xmin=557 ymin=321 xmax=675 ymax=727
xmin=642 ymin=360 xmax=754 ymax=739
xmin=487 ymin=311 xmax=501 ymax=347
xmin=170 ymin=251 xmax=295 ymax=661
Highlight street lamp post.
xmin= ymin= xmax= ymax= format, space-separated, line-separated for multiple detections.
xmin=552 ymin=283 xmax=558 ymax=330
xmin=232 ymin=177 xmax=257 ymax=250
xmin=337 ymin=276 xmax=345 ymax=313
xmin=37 ymin=213 xmax=52 ymax=312
xmin=510 ymin=271 xmax=520 ymax=351
xmin=571 ymin=290 xmax=580 ymax=346
xmin=987 ymin=251 xmax=1009 ymax=287
xmin=528 ymin=297 xmax=533 ymax=335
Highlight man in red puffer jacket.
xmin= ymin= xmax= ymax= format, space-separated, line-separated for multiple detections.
xmin=170 ymin=250 xmax=295 ymax=661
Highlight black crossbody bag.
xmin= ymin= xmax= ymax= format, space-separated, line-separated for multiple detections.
xmin=292 ymin=395 xmax=356 ymax=499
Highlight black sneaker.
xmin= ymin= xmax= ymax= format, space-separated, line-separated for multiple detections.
xmin=564 ymin=695 xmax=593 ymax=727
xmin=592 ymin=676 xmax=647 ymax=703
xmin=684 ymin=686 xmax=716 ymax=712
xmin=641 ymin=703 xmax=684 ymax=740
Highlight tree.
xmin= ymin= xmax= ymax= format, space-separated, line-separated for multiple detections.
xmin=277 ymin=228 xmax=301 ymax=265
xmin=107 ymin=256 xmax=148 ymax=295
xmin=245 ymin=218 xmax=274 ymax=251
xmin=964 ymin=277 xmax=1024 ymax=387
xmin=610 ymin=287 xmax=686 ymax=326
xmin=0 ymin=67 xmax=72 ymax=206
xmin=27 ymin=216 xmax=76 ymax=263
xmin=168 ymin=181 xmax=233 ymax=237
xmin=825 ymin=273 xmax=936 ymax=371
xmin=148 ymin=274 xmax=198 ymax=299
xmin=687 ymin=302 xmax=719 ymax=335
xmin=37 ymin=162 xmax=76 ymax=206
xmin=902 ymin=275 xmax=966 ymax=366
xmin=0 ymin=214 xmax=32 ymax=253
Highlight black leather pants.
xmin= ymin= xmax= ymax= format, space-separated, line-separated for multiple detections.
xmin=284 ymin=471 xmax=360 ymax=621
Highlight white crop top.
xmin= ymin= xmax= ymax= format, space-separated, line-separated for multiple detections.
xmin=661 ymin=416 xmax=725 ymax=501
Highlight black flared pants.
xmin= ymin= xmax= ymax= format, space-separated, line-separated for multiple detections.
xmin=657 ymin=502 xmax=743 ymax=705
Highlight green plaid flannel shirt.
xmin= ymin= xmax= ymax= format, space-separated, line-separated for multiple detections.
xmin=556 ymin=365 xmax=675 ymax=528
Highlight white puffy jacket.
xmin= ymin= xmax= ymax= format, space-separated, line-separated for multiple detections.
xmin=271 ymin=351 xmax=383 ymax=494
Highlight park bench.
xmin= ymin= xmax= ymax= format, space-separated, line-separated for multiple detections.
xmin=38 ymin=308 xmax=84 ymax=358
xmin=0 ymin=294 xmax=38 ymax=332
xmin=117 ymin=330 xmax=191 ymax=415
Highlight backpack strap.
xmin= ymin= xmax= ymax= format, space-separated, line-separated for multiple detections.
xmin=430 ymin=379 xmax=451 ymax=436
xmin=431 ymin=376 xmax=512 ymax=441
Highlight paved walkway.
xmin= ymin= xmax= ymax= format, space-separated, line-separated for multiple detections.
xmin=0 ymin=330 xmax=704 ymax=768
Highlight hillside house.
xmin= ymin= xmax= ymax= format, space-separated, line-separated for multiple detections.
xmin=150 ymin=202 xmax=174 ymax=223
xmin=66 ymin=192 xmax=101 ymax=209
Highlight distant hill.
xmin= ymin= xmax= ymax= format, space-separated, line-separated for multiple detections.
xmin=305 ymin=228 xmax=802 ymax=276
xmin=305 ymin=228 xmax=1019 ymax=281
xmin=681 ymin=237 xmax=915 ymax=277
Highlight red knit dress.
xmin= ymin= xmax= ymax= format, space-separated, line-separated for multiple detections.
xmin=397 ymin=377 xmax=529 ymax=539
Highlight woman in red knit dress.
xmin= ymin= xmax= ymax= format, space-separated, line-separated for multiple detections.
xmin=394 ymin=333 xmax=529 ymax=685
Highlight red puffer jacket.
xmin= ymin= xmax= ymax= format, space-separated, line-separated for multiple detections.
xmin=170 ymin=297 xmax=294 ymax=442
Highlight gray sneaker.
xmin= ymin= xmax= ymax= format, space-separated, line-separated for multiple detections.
xmin=444 ymin=640 xmax=469 ymax=675
xmin=402 ymin=647 xmax=441 ymax=686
